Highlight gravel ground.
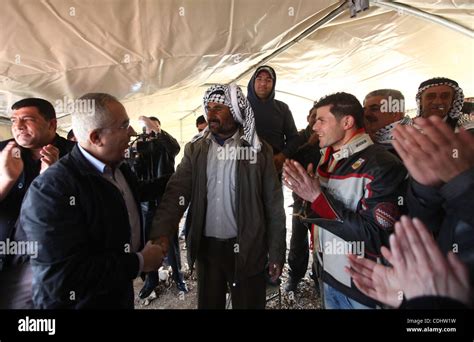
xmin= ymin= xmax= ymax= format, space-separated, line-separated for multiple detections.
xmin=134 ymin=187 xmax=323 ymax=310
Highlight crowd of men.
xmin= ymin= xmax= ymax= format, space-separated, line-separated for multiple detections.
xmin=0 ymin=65 xmax=473 ymax=309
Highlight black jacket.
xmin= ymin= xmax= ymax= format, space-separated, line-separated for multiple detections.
xmin=292 ymin=125 xmax=321 ymax=169
xmin=0 ymin=135 xmax=74 ymax=270
xmin=153 ymin=130 xmax=180 ymax=176
xmin=407 ymin=169 xmax=474 ymax=285
xmin=291 ymin=125 xmax=321 ymax=206
xmin=20 ymin=145 xmax=167 ymax=309
xmin=129 ymin=130 xmax=180 ymax=180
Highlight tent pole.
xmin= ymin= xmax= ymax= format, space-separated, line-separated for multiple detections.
xmin=372 ymin=1 xmax=473 ymax=38
xmin=229 ymin=1 xmax=349 ymax=84
xmin=182 ymin=2 xmax=347 ymax=118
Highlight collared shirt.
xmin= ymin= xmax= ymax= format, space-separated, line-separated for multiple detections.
xmin=204 ymin=130 xmax=239 ymax=239
xmin=77 ymin=145 xmax=143 ymax=274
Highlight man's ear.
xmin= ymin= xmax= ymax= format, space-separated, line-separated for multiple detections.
xmin=48 ymin=118 xmax=57 ymax=132
xmin=342 ymin=115 xmax=355 ymax=130
xmin=89 ymin=129 xmax=104 ymax=147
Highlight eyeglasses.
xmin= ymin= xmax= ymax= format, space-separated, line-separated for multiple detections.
xmin=117 ymin=121 xmax=131 ymax=130
xmin=102 ymin=120 xmax=131 ymax=131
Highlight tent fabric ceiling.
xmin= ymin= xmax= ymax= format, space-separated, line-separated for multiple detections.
xmin=0 ymin=0 xmax=473 ymax=145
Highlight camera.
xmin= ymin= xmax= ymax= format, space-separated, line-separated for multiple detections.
xmin=125 ymin=127 xmax=161 ymax=181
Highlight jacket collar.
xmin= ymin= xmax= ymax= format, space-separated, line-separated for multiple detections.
xmin=201 ymin=127 xmax=250 ymax=147
xmin=69 ymin=144 xmax=110 ymax=176
xmin=320 ymin=129 xmax=373 ymax=162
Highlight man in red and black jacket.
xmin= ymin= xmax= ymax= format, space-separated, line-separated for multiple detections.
xmin=283 ymin=92 xmax=407 ymax=309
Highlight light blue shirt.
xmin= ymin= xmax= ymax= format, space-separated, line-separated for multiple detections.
xmin=204 ymin=130 xmax=238 ymax=239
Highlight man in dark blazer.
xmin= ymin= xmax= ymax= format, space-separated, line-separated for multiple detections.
xmin=20 ymin=93 xmax=165 ymax=309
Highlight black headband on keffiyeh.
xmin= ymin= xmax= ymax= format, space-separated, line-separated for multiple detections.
xmin=201 ymin=83 xmax=261 ymax=152
xmin=416 ymin=77 xmax=464 ymax=120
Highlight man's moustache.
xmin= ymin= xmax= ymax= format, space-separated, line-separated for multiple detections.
xmin=365 ymin=116 xmax=378 ymax=123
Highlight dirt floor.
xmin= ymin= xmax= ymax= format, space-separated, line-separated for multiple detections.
xmin=134 ymin=188 xmax=323 ymax=310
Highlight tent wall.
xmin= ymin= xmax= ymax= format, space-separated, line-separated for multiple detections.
xmin=0 ymin=0 xmax=472 ymax=147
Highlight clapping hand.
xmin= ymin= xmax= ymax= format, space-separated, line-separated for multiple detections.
xmin=282 ymin=159 xmax=321 ymax=202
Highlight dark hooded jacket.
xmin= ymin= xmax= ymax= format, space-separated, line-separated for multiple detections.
xmin=247 ymin=66 xmax=299 ymax=157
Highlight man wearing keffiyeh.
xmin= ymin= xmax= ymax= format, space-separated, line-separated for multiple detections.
xmin=151 ymin=84 xmax=286 ymax=309
xmin=199 ymin=83 xmax=262 ymax=152
xmin=363 ymin=89 xmax=413 ymax=154
xmin=416 ymin=77 xmax=464 ymax=130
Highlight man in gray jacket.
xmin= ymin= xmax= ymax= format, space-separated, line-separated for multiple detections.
xmin=151 ymin=84 xmax=286 ymax=309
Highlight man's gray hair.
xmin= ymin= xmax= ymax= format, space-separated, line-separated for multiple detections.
xmin=364 ymin=89 xmax=404 ymax=103
xmin=71 ymin=93 xmax=118 ymax=143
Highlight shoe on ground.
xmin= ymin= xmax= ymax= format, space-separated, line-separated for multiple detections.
xmin=284 ymin=278 xmax=300 ymax=293
xmin=139 ymin=285 xmax=156 ymax=299
xmin=139 ymin=275 xmax=159 ymax=299
xmin=177 ymin=282 xmax=189 ymax=293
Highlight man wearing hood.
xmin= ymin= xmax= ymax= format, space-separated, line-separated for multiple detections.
xmin=416 ymin=77 xmax=464 ymax=130
xmin=247 ymin=65 xmax=299 ymax=173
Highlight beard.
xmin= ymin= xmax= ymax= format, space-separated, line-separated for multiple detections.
xmin=208 ymin=119 xmax=237 ymax=136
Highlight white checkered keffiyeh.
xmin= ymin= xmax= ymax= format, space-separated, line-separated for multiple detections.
xmin=416 ymin=78 xmax=464 ymax=120
xmin=199 ymin=84 xmax=262 ymax=152
xmin=373 ymin=116 xmax=414 ymax=145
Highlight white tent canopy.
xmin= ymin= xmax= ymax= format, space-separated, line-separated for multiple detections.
xmin=1 ymin=0 xmax=473 ymax=145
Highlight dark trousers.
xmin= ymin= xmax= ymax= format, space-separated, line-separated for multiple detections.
xmin=287 ymin=198 xmax=310 ymax=281
xmin=197 ymin=237 xmax=266 ymax=309
xmin=167 ymin=233 xmax=184 ymax=284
